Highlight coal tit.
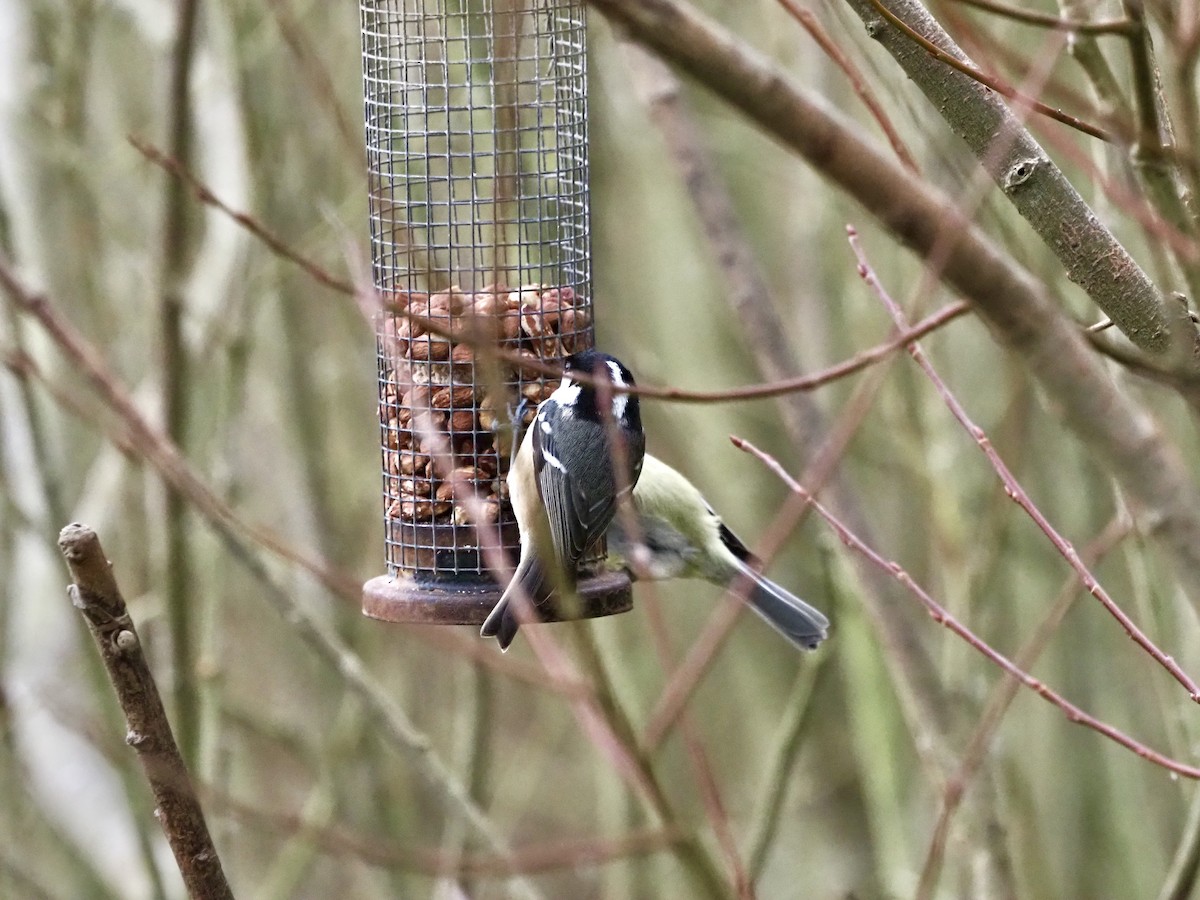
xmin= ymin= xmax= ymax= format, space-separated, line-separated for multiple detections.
xmin=607 ymin=454 xmax=829 ymax=651
xmin=481 ymin=350 xmax=646 ymax=649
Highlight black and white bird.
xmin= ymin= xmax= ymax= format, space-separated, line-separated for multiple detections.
xmin=606 ymin=454 xmax=829 ymax=651
xmin=481 ymin=350 xmax=646 ymax=650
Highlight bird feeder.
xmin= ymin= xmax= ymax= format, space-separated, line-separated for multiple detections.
xmin=359 ymin=0 xmax=632 ymax=624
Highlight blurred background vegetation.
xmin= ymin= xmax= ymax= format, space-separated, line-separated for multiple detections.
xmin=4 ymin=0 xmax=1200 ymax=898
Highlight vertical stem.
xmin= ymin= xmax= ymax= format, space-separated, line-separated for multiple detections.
xmin=158 ymin=0 xmax=202 ymax=766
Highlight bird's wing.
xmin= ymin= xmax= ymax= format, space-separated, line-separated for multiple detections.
xmin=713 ymin=511 xmax=762 ymax=569
xmin=533 ymin=404 xmax=617 ymax=566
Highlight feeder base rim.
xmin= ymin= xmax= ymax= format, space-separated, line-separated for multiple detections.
xmin=362 ymin=570 xmax=633 ymax=625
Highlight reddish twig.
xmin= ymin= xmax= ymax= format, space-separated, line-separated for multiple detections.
xmin=849 ymin=225 xmax=1200 ymax=703
xmin=644 ymin=357 xmax=904 ymax=755
xmin=775 ymin=0 xmax=919 ymax=171
xmin=733 ymin=435 xmax=1200 ymax=780
xmin=915 ymin=514 xmax=1133 ymax=900
xmin=131 ymin=133 xmax=972 ymax=405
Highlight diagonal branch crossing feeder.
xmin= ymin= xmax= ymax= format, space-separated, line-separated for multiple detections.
xmin=359 ymin=0 xmax=632 ymax=624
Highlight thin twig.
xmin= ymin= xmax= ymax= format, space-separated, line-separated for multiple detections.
xmin=57 ymin=524 xmax=234 ymax=900
xmin=915 ymin=515 xmax=1132 ymax=900
xmin=733 ymin=435 xmax=1200 ymax=780
xmin=849 ymin=225 xmax=1200 ymax=703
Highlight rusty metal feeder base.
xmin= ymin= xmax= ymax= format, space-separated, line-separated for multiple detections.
xmin=362 ymin=570 xmax=633 ymax=626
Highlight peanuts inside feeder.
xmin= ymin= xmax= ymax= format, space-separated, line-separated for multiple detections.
xmin=360 ymin=0 xmax=632 ymax=625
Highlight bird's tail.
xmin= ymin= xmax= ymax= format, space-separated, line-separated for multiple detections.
xmin=481 ymin=556 xmax=550 ymax=651
xmin=733 ymin=559 xmax=829 ymax=651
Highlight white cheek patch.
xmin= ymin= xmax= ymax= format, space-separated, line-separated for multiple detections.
xmin=552 ymin=381 xmax=582 ymax=417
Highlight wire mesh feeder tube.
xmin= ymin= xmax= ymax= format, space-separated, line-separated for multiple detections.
xmin=360 ymin=0 xmax=632 ymax=625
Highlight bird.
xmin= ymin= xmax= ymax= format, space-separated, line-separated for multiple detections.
xmin=606 ymin=454 xmax=829 ymax=651
xmin=481 ymin=349 xmax=646 ymax=650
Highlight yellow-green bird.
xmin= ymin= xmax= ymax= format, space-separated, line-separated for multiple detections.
xmin=607 ymin=454 xmax=829 ymax=651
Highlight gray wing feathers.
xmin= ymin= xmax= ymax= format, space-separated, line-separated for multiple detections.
xmin=533 ymin=406 xmax=620 ymax=566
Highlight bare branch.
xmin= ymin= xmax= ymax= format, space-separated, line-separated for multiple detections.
xmin=850 ymin=225 xmax=1200 ymax=702
xmin=57 ymin=524 xmax=234 ymax=900
xmin=733 ymin=436 xmax=1200 ymax=780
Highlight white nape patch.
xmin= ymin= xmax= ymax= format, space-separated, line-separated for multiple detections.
xmin=612 ymin=393 xmax=629 ymax=421
xmin=605 ymin=360 xmax=630 ymax=420
xmin=540 ymin=420 xmax=552 ymax=434
xmin=605 ymin=360 xmax=628 ymax=387
xmin=541 ymin=448 xmax=567 ymax=472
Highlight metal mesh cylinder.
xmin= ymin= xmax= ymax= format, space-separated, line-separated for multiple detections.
xmin=359 ymin=0 xmax=631 ymax=623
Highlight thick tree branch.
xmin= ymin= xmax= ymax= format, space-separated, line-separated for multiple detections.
xmin=838 ymin=0 xmax=1191 ymax=359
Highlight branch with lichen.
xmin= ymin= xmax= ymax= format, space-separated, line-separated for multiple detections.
xmin=839 ymin=0 xmax=1192 ymax=359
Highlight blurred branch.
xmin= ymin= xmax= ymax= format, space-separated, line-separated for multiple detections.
xmin=745 ymin=654 xmax=824 ymax=878
xmin=734 ymin=435 xmax=1200 ymax=780
xmin=264 ymin=0 xmax=359 ymax=156
xmin=1118 ymin=0 xmax=1200 ymax=301
xmin=212 ymin=786 xmax=683 ymax=876
xmin=1054 ymin=0 xmax=1134 ymax=130
xmin=585 ymin=0 xmax=1200 ymax=618
xmin=156 ymin=0 xmax=201 ymax=766
xmin=548 ymin=623 xmax=730 ymax=900
xmin=852 ymin=225 xmax=1200 ymax=701
xmin=1159 ymin=783 xmax=1200 ymax=900
xmin=947 ymin=0 xmax=1134 ymax=33
xmin=640 ymin=594 xmax=752 ymax=897
xmin=57 ymin=524 xmax=233 ymax=900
